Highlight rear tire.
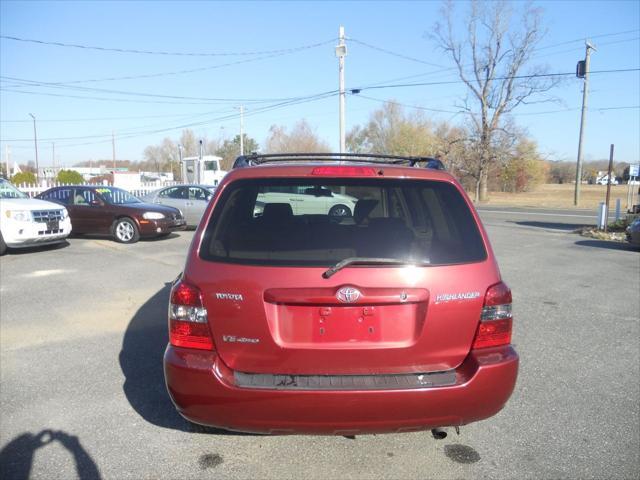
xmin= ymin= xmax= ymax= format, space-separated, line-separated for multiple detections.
xmin=0 ymin=233 xmax=7 ymax=256
xmin=113 ymin=217 xmax=140 ymax=244
xmin=328 ymin=204 xmax=352 ymax=218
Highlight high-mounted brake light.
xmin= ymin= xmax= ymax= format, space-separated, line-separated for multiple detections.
xmin=311 ymin=166 xmax=378 ymax=176
xmin=169 ymin=280 xmax=214 ymax=350
xmin=472 ymin=282 xmax=513 ymax=349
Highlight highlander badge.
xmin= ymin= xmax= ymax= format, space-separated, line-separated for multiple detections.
xmin=336 ymin=286 xmax=361 ymax=303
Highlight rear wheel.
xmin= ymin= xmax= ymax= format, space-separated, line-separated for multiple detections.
xmin=0 ymin=233 xmax=6 ymax=256
xmin=328 ymin=204 xmax=352 ymax=218
xmin=113 ymin=218 xmax=140 ymax=244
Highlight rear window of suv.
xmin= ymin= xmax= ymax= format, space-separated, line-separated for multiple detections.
xmin=200 ymin=178 xmax=487 ymax=266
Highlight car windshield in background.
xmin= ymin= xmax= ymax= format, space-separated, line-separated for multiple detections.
xmin=201 ymin=178 xmax=487 ymax=267
xmin=0 ymin=180 xmax=28 ymax=199
xmin=96 ymin=187 xmax=141 ymax=205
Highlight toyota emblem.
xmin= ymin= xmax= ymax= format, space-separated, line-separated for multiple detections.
xmin=336 ymin=286 xmax=362 ymax=303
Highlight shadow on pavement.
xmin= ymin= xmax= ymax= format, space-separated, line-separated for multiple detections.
xmin=6 ymin=240 xmax=70 ymax=255
xmin=119 ymin=284 xmax=261 ymax=435
xmin=119 ymin=283 xmax=185 ymax=430
xmin=0 ymin=430 xmax=101 ymax=480
xmin=72 ymin=233 xmax=180 ymax=242
xmin=510 ymin=220 xmax=590 ymax=231
xmin=575 ymin=239 xmax=639 ymax=251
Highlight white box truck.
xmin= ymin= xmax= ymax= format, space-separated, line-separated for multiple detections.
xmin=181 ymin=155 xmax=227 ymax=186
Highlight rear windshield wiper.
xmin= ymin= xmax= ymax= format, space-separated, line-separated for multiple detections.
xmin=322 ymin=257 xmax=431 ymax=279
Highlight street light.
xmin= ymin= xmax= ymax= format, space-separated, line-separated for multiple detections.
xmin=29 ymin=113 xmax=40 ymax=183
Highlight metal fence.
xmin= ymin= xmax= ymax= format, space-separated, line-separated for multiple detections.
xmin=15 ymin=181 xmax=178 ymax=198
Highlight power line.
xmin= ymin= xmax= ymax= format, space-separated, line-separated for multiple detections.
xmin=0 ymin=50 xmax=326 ymax=86
xmin=347 ymin=38 xmax=445 ymax=68
xmin=352 ymin=68 xmax=640 ymax=92
xmin=532 ymin=28 xmax=639 ymax=51
xmin=0 ymin=112 xmax=223 ymax=123
xmin=0 ymin=76 xmax=303 ymax=103
xmin=353 ymin=94 xmax=460 ymax=114
xmin=513 ymin=105 xmax=640 ymax=116
xmin=0 ymin=35 xmax=337 ymax=57
xmin=0 ymin=84 xmax=333 ymax=106
xmin=356 ymin=29 xmax=640 ymax=91
xmin=355 ymin=95 xmax=639 ymax=116
xmin=55 ymin=93 xmax=339 ymax=148
xmin=0 ymin=91 xmax=339 ymax=145
xmin=0 ymin=87 xmax=243 ymax=105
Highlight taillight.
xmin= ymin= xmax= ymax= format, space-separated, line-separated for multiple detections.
xmin=311 ymin=166 xmax=377 ymax=176
xmin=169 ymin=280 xmax=214 ymax=350
xmin=472 ymin=282 xmax=513 ymax=349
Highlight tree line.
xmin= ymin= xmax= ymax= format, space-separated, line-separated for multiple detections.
xmin=6 ymin=107 xmax=632 ymax=195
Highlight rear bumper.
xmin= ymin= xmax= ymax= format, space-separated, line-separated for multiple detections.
xmin=164 ymin=345 xmax=519 ymax=435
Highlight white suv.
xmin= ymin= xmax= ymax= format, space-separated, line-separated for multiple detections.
xmin=257 ymin=185 xmax=358 ymax=218
xmin=0 ymin=178 xmax=72 ymax=255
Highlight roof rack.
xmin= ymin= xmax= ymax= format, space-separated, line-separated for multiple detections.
xmin=232 ymin=152 xmax=445 ymax=170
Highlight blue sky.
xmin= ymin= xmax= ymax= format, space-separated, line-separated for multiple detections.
xmin=1 ymin=0 xmax=639 ymax=168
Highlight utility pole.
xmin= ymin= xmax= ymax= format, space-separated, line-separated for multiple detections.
xmin=574 ymin=40 xmax=596 ymax=206
xmin=178 ymin=144 xmax=183 ymax=182
xmin=198 ymin=139 xmax=204 ymax=183
xmin=52 ymin=142 xmax=55 ymax=181
xmin=335 ymin=26 xmax=347 ymax=154
xmin=4 ymin=145 xmax=10 ymax=179
xmin=239 ymin=105 xmax=244 ymax=155
xmin=112 ymin=130 xmax=116 ymax=171
xmin=29 ymin=113 xmax=40 ymax=183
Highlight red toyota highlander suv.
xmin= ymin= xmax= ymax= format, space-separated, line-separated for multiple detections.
xmin=164 ymin=153 xmax=518 ymax=436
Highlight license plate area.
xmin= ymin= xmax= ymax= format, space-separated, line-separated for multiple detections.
xmin=313 ymin=306 xmax=381 ymax=342
xmin=46 ymin=220 xmax=59 ymax=231
xmin=273 ymin=304 xmax=424 ymax=347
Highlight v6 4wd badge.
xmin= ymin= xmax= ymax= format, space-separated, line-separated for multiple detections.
xmin=222 ymin=335 xmax=259 ymax=343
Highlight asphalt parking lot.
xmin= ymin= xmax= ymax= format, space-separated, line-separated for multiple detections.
xmin=1 ymin=208 xmax=638 ymax=479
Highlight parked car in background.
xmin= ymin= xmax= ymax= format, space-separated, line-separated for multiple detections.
xmin=596 ymin=175 xmax=618 ymax=185
xmin=257 ymin=185 xmax=358 ymax=218
xmin=0 ymin=178 xmax=72 ymax=255
xmin=37 ymin=185 xmax=186 ymax=243
xmin=164 ymin=153 xmax=518 ymax=436
xmin=142 ymin=184 xmax=215 ymax=228
xmin=626 ymin=217 xmax=640 ymax=247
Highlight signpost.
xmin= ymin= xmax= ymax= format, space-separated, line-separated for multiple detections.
xmin=628 ymin=164 xmax=640 ymax=212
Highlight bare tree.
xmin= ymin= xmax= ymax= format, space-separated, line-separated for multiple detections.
xmin=144 ymin=137 xmax=178 ymax=173
xmin=265 ymin=120 xmax=330 ymax=153
xmin=346 ymin=102 xmax=437 ymax=156
xmin=432 ymin=0 xmax=558 ymax=201
xmin=179 ymin=129 xmax=199 ymax=157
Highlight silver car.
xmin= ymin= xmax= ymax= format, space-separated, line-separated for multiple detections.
xmin=142 ymin=184 xmax=214 ymax=228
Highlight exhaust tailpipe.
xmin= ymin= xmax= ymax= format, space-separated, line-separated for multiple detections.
xmin=431 ymin=428 xmax=447 ymax=440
